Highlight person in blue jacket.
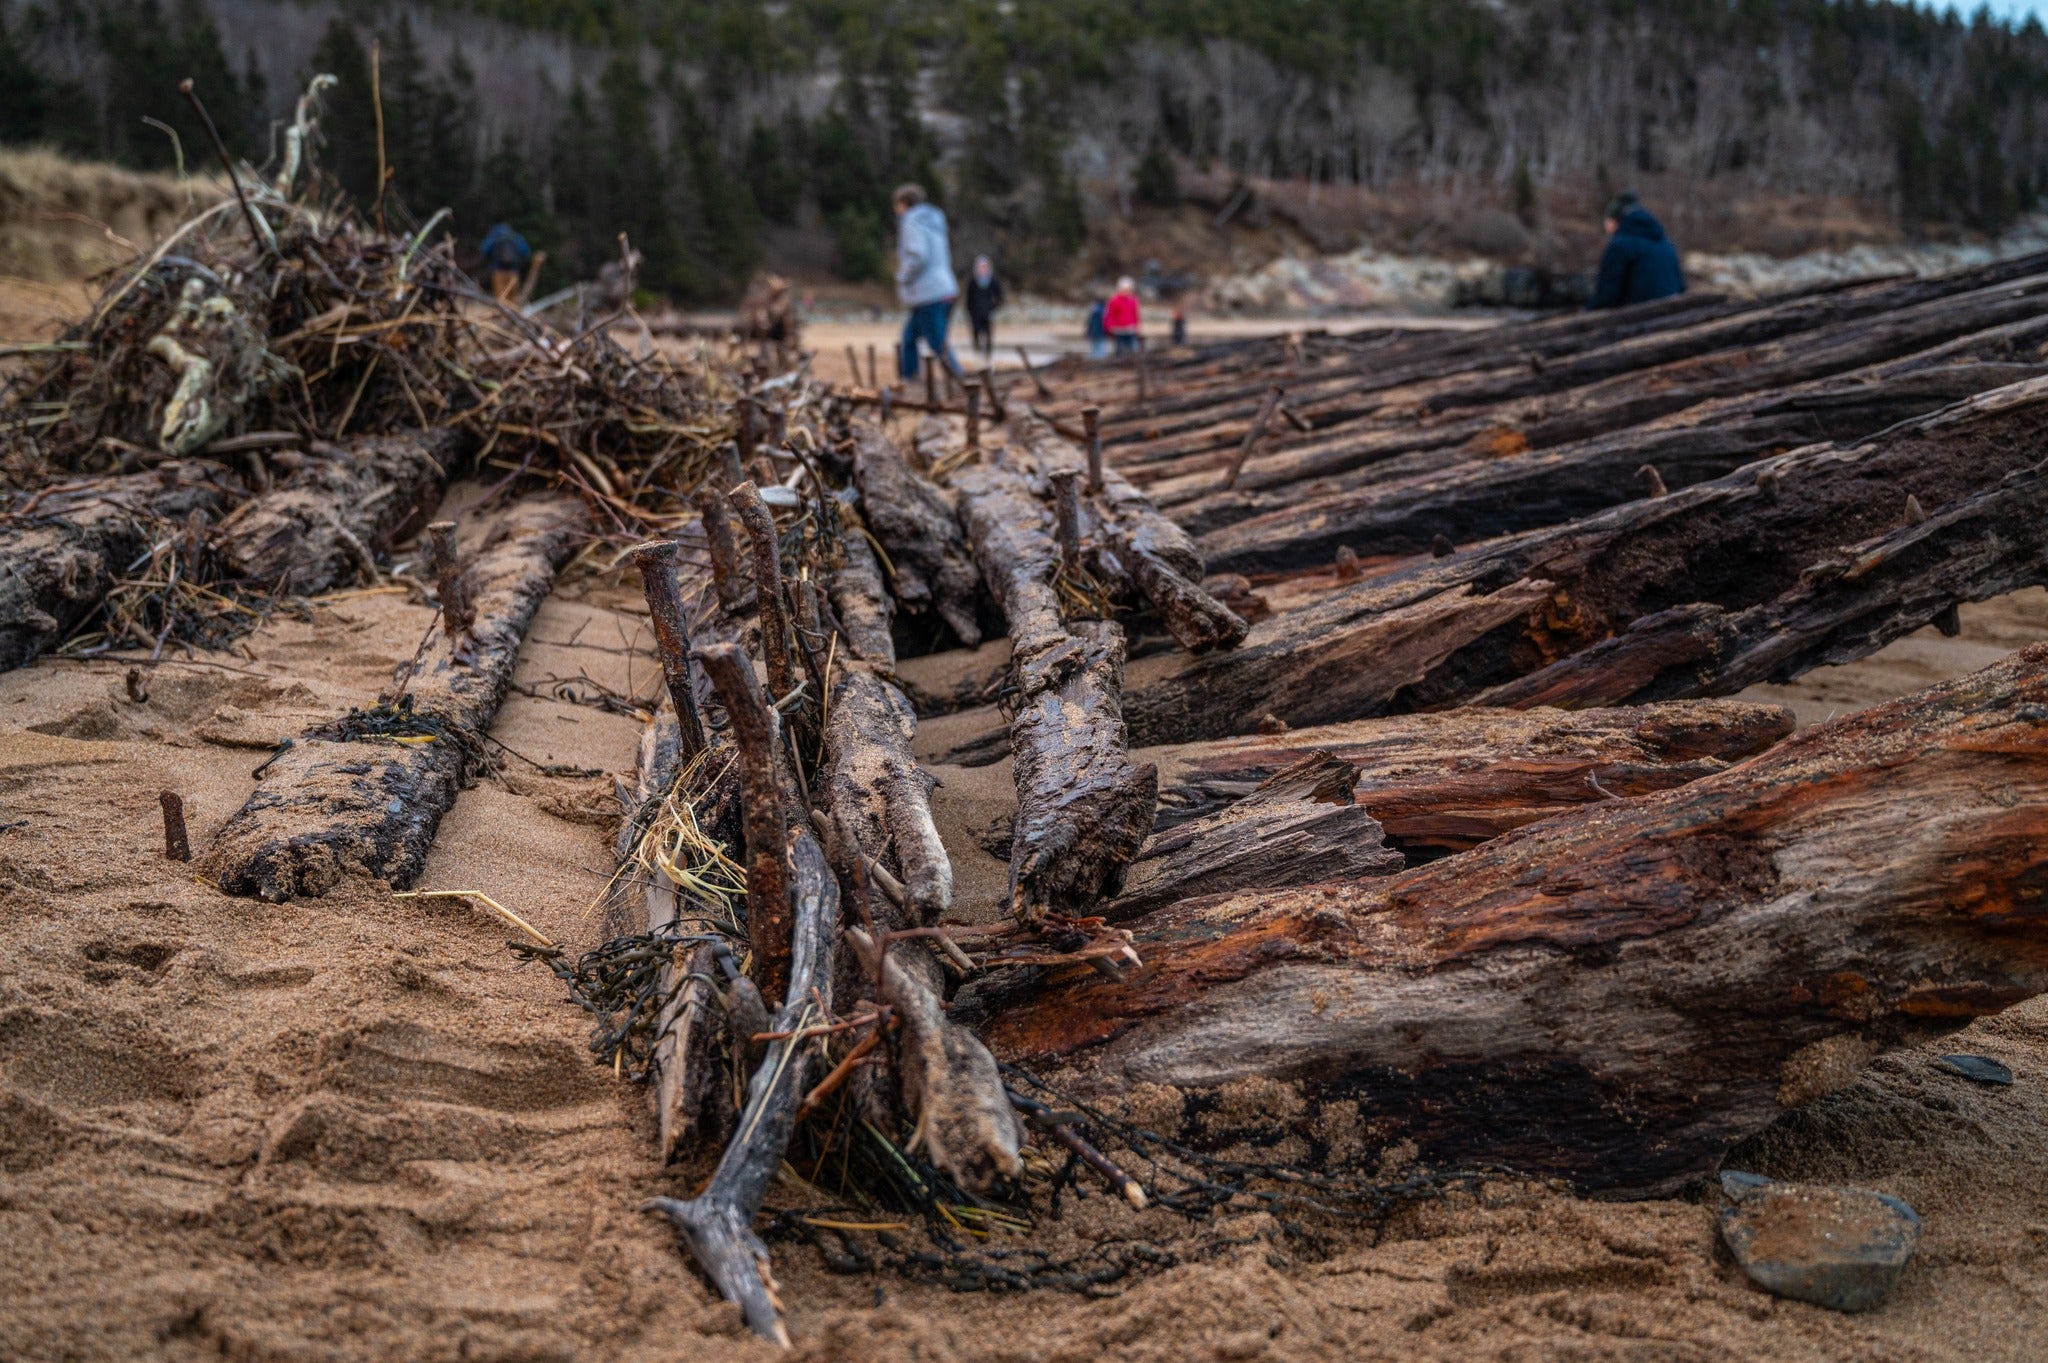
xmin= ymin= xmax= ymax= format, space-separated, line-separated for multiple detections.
xmin=1085 ymin=299 xmax=1108 ymax=359
xmin=479 ymin=222 xmax=533 ymax=304
xmin=893 ymin=183 xmax=962 ymax=382
xmin=1588 ymin=192 xmax=1685 ymax=309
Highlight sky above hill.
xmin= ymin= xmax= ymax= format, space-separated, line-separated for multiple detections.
xmin=1960 ymin=0 xmax=2048 ymax=26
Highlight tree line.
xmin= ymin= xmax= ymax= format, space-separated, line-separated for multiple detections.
xmin=4 ymin=0 xmax=2048 ymax=301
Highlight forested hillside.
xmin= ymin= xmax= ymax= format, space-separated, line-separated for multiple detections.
xmin=4 ymin=0 xmax=2047 ymax=302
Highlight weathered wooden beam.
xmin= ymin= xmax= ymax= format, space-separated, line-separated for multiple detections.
xmin=806 ymin=502 xmax=1024 ymax=1188
xmin=1141 ymin=698 xmax=1793 ymax=849
xmin=825 ymin=500 xmax=895 ymax=667
xmin=1009 ymin=415 xmax=1247 ymax=653
xmin=210 ymin=429 xmax=456 ymax=591
xmin=1198 ymin=356 xmax=2048 ymax=573
xmin=615 ymin=706 xmax=726 ymax=1166
xmin=0 ymin=464 xmax=235 ymax=671
xmin=1113 ymin=374 xmax=2048 ymax=742
xmin=645 ymin=827 xmax=840 ymax=1347
xmin=1143 ymin=265 xmax=2048 ymax=522
xmin=1007 ymin=620 xmax=1158 ymax=922
xmin=1151 ymin=258 xmax=2039 ymax=470
xmin=953 ymin=457 xmax=1078 ymax=693
xmin=1481 ymin=446 xmax=2048 ymax=710
xmin=611 ymin=524 xmax=751 ymax=1165
xmin=1054 ymin=292 xmax=1732 ymax=440
xmin=206 ymin=494 xmax=589 ymax=900
xmin=980 ymin=643 xmax=2048 ymax=1197
xmin=1109 ymin=752 xmax=1404 ymax=919
xmin=953 ymin=448 xmax=1159 ymax=921
xmin=1116 ymin=574 xmax=1551 ymax=746
xmin=698 ymin=641 xmax=795 ymax=1005
xmin=849 ymin=422 xmax=983 ymax=646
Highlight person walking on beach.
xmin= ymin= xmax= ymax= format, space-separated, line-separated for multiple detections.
xmin=893 ymin=184 xmax=961 ymax=381
xmin=965 ymin=255 xmax=1004 ymax=359
xmin=1085 ymin=298 xmax=1108 ymax=358
xmin=1588 ymin=191 xmax=1685 ymax=309
xmin=1104 ymin=276 xmax=1142 ymax=354
xmin=479 ymin=222 xmax=533 ymax=304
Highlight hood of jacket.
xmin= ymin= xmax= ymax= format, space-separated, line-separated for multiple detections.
xmin=1613 ymin=206 xmax=1669 ymax=243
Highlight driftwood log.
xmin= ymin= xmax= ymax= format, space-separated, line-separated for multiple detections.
xmin=1009 ymin=415 xmax=1247 ymax=653
xmin=953 ymin=451 xmax=1158 ymax=920
xmin=621 ymin=704 xmax=726 ymax=1166
xmin=1110 ymin=374 xmax=2048 ymax=742
xmin=816 ymin=498 xmax=1029 ymax=1187
xmin=952 ymin=456 xmax=1077 ymax=690
xmin=206 ymin=494 xmax=589 ymax=899
xmin=1137 ymin=265 xmax=2048 ymax=521
xmin=1141 ymin=698 xmax=1793 ymax=849
xmin=980 ymin=643 xmax=2048 ymax=1197
xmin=646 ymin=824 xmax=840 ymax=1347
xmin=0 ymin=464 xmax=235 ymax=671
xmin=1108 ymin=752 xmax=1404 ymax=920
xmin=826 ymin=500 xmax=896 ymax=666
xmin=1117 ymin=256 xmax=2048 ymax=487
xmin=623 ymin=522 xmax=762 ymax=1164
xmin=209 ymin=429 xmax=456 ymax=591
xmin=1006 ymin=619 xmax=1158 ymax=922
xmin=850 ymin=422 xmax=983 ymax=646
xmin=1198 ymin=352 xmax=2048 ymax=572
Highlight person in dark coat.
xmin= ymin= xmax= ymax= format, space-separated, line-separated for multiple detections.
xmin=1588 ymin=192 xmax=1685 ymax=309
xmin=479 ymin=222 xmax=533 ymax=304
xmin=965 ymin=255 xmax=1004 ymax=358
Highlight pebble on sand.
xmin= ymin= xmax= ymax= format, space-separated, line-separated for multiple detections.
xmin=1936 ymin=1054 xmax=2015 ymax=1085
xmin=1719 ymin=1171 xmax=1922 ymax=1312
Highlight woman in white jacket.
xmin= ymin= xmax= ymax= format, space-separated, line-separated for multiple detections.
xmin=892 ymin=184 xmax=962 ymax=382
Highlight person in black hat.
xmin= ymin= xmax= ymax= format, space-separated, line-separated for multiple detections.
xmin=1588 ymin=191 xmax=1686 ymax=309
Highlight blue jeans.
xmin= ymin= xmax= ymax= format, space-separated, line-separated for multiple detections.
xmin=1112 ymin=331 xmax=1141 ymax=356
xmin=899 ymin=300 xmax=960 ymax=380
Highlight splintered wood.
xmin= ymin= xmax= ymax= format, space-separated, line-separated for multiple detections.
xmin=982 ymin=644 xmax=2048 ymax=1195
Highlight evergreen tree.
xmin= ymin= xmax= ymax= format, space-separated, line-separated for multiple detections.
xmin=1134 ymin=136 xmax=1179 ymax=207
xmin=416 ymin=41 xmax=481 ymax=226
xmin=97 ymin=0 xmax=250 ymax=169
xmin=671 ymin=82 xmax=760 ymax=298
xmin=547 ymin=80 xmax=605 ymax=277
xmin=304 ymin=21 xmax=379 ymax=204
xmin=810 ymin=106 xmax=887 ymax=280
xmin=241 ymin=48 xmax=268 ymax=157
xmin=744 ymin=118 xmax=801 ymax=226
xmin=474 ymin=133 xmax=549 ymax=233
xmin=950 ymin=3 xmax=1018 ymax=218
xmin=375 ymin=13 xmax=435 ymax=220
xmin=551 ymin=58 xmax=694 ymax=295
xmin=0 ymin=11 xmax=96 ymax=154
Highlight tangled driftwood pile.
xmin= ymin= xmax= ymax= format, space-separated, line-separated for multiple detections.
xmin=0 ymin=78 xmax=750 ymax=669
xmin=10 ymin=118 xmax=2048 ymax=1341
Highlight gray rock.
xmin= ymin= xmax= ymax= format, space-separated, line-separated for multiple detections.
xmin=1719 ymin=1171 xmax=1921 ymax=1312
xmin=1937 ymin=1054 xmax=2014 ymax=1085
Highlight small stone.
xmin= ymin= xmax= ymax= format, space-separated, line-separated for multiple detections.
xmin=1936 ymin=1054 xmax=2014 ymax=1085
xmin=1720 ymin=1171 xmax=1920 ymax=1312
